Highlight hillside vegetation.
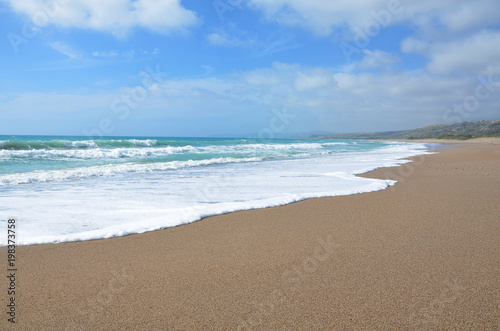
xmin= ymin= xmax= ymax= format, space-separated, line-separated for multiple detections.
xmin=316 ymin=120 xmax=500 ymax=140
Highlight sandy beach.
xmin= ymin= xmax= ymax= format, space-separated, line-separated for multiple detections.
xmin=2 ymin=141 xmax=499 ymax=330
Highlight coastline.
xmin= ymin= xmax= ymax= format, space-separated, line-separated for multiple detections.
xmin=1 ymin=141 xmax=499 ymax=329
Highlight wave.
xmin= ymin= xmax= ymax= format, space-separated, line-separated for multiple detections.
xmin=0 ymin=139 xmax=177 ymax=150
xmin=0 ymin=145 xmax=198 ymax=160
xmin=0 ymin=157 xmax=262 ymax=186
xmin=0 ymin=140 xmax=354 ymax=160
xmin=0 ymin=138 xmax=352 ymax=151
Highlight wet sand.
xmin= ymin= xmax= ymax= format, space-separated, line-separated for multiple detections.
xmin=1 ymin=141 xmax=499 ymax=330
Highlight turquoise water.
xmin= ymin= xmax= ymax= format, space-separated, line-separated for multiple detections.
xmin=0 ymin=135 xmax=386 ymax=183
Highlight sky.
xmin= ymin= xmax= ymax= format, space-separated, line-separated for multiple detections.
xmin=0 ymin=0 xmax=499 ymax=137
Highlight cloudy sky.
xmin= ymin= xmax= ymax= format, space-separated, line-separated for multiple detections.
xmin=1 ymin=0 xmax=499 ymax=137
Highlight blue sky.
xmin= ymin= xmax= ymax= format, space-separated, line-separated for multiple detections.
xmin=1 ymin=0 xmax=499 ymax=137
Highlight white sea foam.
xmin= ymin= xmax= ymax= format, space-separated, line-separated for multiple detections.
xmin=0 ymin=142 xmax=338 ymax=160
xmin=0 ymin=145 xmax=197 ymax=160
xmin=127 ymin=139 xmax=157 ymax=146
xmin=0 ymin=157 xmax=261 ymax=186
xmin=65 ymin=140 xmax=98 ymax=148
xmin=0 ymin=140 xmax=431 ymax=246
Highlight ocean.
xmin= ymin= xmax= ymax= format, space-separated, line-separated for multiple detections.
xmin=0 ymin=135 xmax=431 ymax=245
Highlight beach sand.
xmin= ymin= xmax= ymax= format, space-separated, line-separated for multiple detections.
xmin=1 ymin=142 xmax=499 ymax=330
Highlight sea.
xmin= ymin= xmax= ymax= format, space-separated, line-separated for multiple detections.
xmin=0 ymin=135 xmax=431 ymax=246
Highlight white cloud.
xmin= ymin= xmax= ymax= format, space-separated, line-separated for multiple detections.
xmin=400 ymin=38 xmax=428 ymax=54
xmin=2 ymin=63 xmax=499 ymax=134
xmin=148 ymin=48 xmax=160 ymax=55
xmin=294 ymin=70 xmax=332 ymax=91
xmin=92 ymin=48 xmax=159 ymax=59
xmin=403 ymin=30 xmax=500 ymax=75
xmin=248 ymin=0 xmax=390 ymax=36
xmin=49 ymin=41 xmax=82 ymax=59
xmin=437 ymin=0 xmax=500 ymax=32
xmin=92 ymin=51 xmax=119 ymax=58
xmin=241 ymin=68 xmax=281 ymax=86
xmin=207 ymin=32 xmax=244 ymax=47
xmin=427 ymin=31 xmax=500 ymax=75
xmin=248 ymin=0 xmax=500 ymax=36
xmin=121 ymin=50 xmax=135 ymax=60
xmin=148 ymin=62 xmax=499 ymax=125
xmin=5 ymin=0 xmax=199 ymax=35
xmin=357 ymin=49 xmax=400 ymax=69
xmin=206 ymin=29 xmax=299 ymax=59
xmin=131 ymin=62 xmax=498 ymax=126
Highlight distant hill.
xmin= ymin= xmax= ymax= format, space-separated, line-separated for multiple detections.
xmin=315 ymin=120 xmax=500 ymax=140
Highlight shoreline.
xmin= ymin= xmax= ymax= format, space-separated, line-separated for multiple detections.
xmin=1 ymin=142 xmax=499 ymax=329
